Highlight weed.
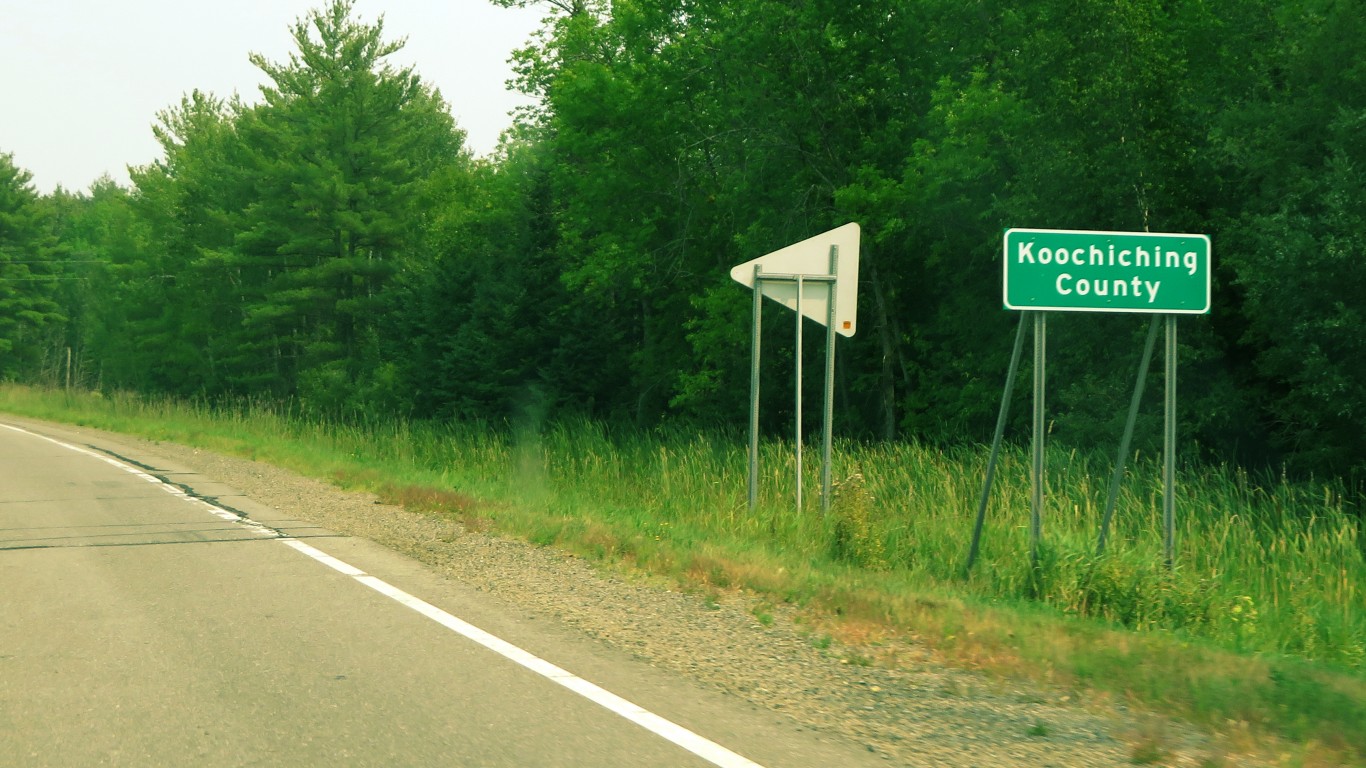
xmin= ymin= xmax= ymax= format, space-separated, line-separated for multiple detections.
xmin=830 ymin=467 xmax=888 ymax=570
xmin=1126 ymin=718 xmax=1173 ymax=766
xmin=1129 ymin=740 xmax=1166 ymax=765
xmin=751 ymin=602 xmax=775 ymax=627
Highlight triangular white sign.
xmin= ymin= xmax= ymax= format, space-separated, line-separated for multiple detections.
xmin=730 ymin=223 xmax=860 ymax=337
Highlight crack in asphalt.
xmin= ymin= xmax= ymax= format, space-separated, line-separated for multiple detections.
xmin=82 ymin=443 xmax=295 ymax=541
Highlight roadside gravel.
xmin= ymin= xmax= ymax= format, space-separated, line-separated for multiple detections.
xmin=54 ymin=421 xmax=1259 ymax=767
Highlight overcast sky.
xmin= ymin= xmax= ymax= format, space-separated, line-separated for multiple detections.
xmin=0 ymin=0 xmax=547 ymax=193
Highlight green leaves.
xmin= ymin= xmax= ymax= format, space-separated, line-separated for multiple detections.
xmin=0 ymin=153 xmax=64 ymax=379
xmin=23 ymin=0 xmax=1366 ymax=486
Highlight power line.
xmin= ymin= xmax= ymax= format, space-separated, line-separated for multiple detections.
xmin=0 ymin=277 xmax=91 ymax=281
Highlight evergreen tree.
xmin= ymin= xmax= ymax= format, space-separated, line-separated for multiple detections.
xmin=120 ymin=90 xmax=244 ymax=395
xmin=40 ymin=177 xmax=148 ymax=390
xmin=0 ymin=153 xmax=65 ymax=380
xmin=396 ymin=139 xmax=567 ymax=421
xmin=231 ymin=0 xmax=465 ymax=410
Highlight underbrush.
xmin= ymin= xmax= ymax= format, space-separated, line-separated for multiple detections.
xmin=3 ymin=384 xmax=1362 ymax=764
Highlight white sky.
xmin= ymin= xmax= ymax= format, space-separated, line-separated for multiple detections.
xmin=0 ymin=0 xmax=548 ymax=193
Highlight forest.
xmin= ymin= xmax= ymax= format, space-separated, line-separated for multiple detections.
xmin=1 ymin=0 xmax=1363 ymax=495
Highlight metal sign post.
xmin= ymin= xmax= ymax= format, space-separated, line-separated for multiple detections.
xmin=745 ymin=267 xmax=836 ymax=514
xmin=748 ymin=266 xmax=763 ymax=509
xmin=794 ymin=273 xmax=804 ymax=512
xmin=1097 ymin=316 xmax=1161 ymax=555
xmin=963 ymin=313 xmax=1027 ymax=575
xmin=966 ymin=228 xmax=1211 ymax=574
xmin=732 ymin=224 xmax=860 ymax=515
xmin=1164 ymin=314 xmax=1178 ymax=569
xmin=821 ymin=246 xmax=838 ymax=514
xmin=1031 ymin=311 xmax=1046 ymax=567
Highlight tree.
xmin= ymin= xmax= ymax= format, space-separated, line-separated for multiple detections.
xmin=226 ymin=0 xmax=466 ymax=409
xmin=0 ymin=153 xmax=64 ymax=380
xmin=40 ymin=176 xmax=150 ymax=390
xmin=112 ymin=90 xmax=245 ymax=395
xmin=1212 ymin=0 xmax=1366 ymax=480
xmin=30 ymin=0 xmax=1363 ymax=488
xmin=392 ymin=139 xmax=569 ymax=421
xmin=501 ymin=0 xmax=939 ymax=429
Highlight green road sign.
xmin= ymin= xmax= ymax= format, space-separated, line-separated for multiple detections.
xmin=1003 ymin=228 xmax=1211 ymax=314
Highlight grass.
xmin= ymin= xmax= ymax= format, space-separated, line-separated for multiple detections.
xmin=3 ymin=384 xmax=1362 ymax=765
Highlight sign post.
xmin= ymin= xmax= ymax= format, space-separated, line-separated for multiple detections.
xmin=731 ymin=223 xmax=860 ymax=514
xmin=1164 ymin=315 xmax=1178 ymax=569
xmin=978 ymin=228 xmax=1211 ymax=572
xmin=1031 ymin=311 xmax=1046 ymax=566
xmin=748 ymin=265 xmax=764 ymax=508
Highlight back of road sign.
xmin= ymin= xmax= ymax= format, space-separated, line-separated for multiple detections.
xmin=730 ymin=223 xmax=861 ymax=336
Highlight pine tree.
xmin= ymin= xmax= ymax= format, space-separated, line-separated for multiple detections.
xmin=231 ymin=0 xmax=465 ymax=409
xmin=0 ymin=153 xmax=65 ymax=380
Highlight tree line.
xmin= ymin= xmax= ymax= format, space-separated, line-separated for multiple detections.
xmin=1 ymin=0 xmax=1362 ymax=492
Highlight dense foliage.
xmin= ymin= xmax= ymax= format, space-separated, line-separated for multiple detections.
xmin=0 ymin=154 xmax=65 ymax=379
xmin=5 ymin=0 xmax=1363 ymax=491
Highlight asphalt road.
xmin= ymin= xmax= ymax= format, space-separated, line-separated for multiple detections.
xmin=0 ymin=420 xmax=888 ymax=767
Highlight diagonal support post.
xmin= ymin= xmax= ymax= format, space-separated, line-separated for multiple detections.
xmin=1097 ymin=315 xmax=1161 ymax=556
xmin=963 ymin=312 xmax=1028 ymax=576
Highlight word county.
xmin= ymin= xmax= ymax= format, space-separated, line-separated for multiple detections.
xmin=1015 ymin=241 xmax=1201 ymax=303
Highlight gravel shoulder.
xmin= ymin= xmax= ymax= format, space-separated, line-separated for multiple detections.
xmin=16 ymin=417 xmax=1259 ymax=767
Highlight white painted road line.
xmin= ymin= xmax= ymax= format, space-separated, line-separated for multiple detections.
xmin=3 ymin=422 xmax=767 ymax=768
xmin=1 ymin=423 xmax=280 ymax=538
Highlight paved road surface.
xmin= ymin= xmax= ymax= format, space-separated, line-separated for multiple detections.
xmin=0 ymin=420 xmax=888 ymax=767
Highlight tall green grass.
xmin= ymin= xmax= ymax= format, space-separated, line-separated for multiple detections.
xmin=4 ymin=385 xmax=1363 ymax=761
